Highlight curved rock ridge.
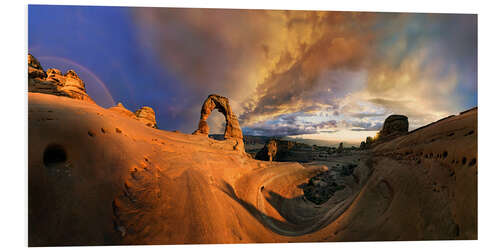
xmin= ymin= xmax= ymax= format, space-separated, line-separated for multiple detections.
xmin=108 ymin=102 xmax=136 ymax=118
xmin=28 ymin=53 xmax=94 ymax=102
xmin=193 ymin=94 xmax=243 ymax=139
xmin=28 ymin=92 xmax=477 ymax=245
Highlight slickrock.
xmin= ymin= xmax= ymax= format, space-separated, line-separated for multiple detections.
xmin=193 ymin=94 xmax=243 ymax=139
xmin=28 ymin=91 xmax=477 ymax=245
xmin=27 ymin=53 xmax=94 ymax=102
xmin=109 ymin=102 xmax=158 ymax=128
xmin=108 ymin=102 xmax=136 ymax=118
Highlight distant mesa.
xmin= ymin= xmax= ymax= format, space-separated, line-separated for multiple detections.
xmin=193 ymin=94 xmax=243 ymax=140
xmin=28 ymin=53 xmax=94 ymax=102
xmin=254 ymin=139 xmax=347 ymax=162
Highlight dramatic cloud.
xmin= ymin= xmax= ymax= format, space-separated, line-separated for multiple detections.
xmin=132 ymin=8 xmax=477 ymax=136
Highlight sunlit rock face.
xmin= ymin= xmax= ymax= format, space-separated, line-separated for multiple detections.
xmin=28 ymin=87 xmax=477 ymax=245
xmin=108 ymin=102 xmax=158 ymax=129
xmin=28 ymin=53 xmax=94 ymax=103
xmin=135 ymin=106 xmax=157 ymax=128
xmin=28 ymin=53 xmax=47 ymax=79
xmin=193 ymin=94 xmax=243 ymax=140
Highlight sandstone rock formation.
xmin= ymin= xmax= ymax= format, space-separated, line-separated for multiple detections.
xmin=366 ymin=136 xmax=374 ymax=146
xmin=360 ymin=136 xmax=374 ymax=150
xmin=108 ymin=102 xmax=158 ymax=128
xmin=377 ymin=114 xmax=409 ymax=140
xmin=254 ymin=139 xmax=352 ymax=162
xmin=28 ymin=53 xmax=94 ymax=102
xmin=193 ymin=94 xmax=243 ymax=139
xmin=135 ymin=106 xmax=157 ymax=128
xmin=28 ymin=91 xmax=477 ymax=245
xmin=255 ymin=139 xmax=302 ymax=162
xmin=255 ymin=139 xmax=278 ymax=161
xmin=108 ymin=102 xmax=136 ymax=118
xmin=337 ymin=142 xmax=344 ymax=153
xmin=28 ymin=53 xmax=46 ymax=79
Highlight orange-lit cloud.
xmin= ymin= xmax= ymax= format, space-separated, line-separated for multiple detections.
xmin=132 ymin=8 xmax=477 ymax=136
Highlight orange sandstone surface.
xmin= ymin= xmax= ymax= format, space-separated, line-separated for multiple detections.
xmin=28 ymin=55 xmax=476 ymax=246
xmin=28 ymin=92 xmax=477 ymax=246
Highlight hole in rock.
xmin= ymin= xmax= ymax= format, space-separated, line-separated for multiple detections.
xmin=207 ymin=111 xmax=226 ymax=141
xmin=462 ymin=157 xmax=467 ymax=165
xmin=465 ymin=130 xmax=474 ymax=136
xmin=443 ymin=151 xmax=448 ymax=158
xmin=468 ymin=158 xmax=477 ymax=166
xmin=88 ymin=131 xmax=95 ymax=137
xmin=43 ymin=144 xmax=67 ymax=168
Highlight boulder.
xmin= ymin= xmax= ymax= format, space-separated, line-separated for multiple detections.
xmin=193 ymin=94 xmax=243 ymax=139
xmin=109 ymin=103 xmax=158 ymax=128
xmin=135 ymin=106 xmax=157 ymax=128
xmin=378 ymin=115 xmax=409 ymax=139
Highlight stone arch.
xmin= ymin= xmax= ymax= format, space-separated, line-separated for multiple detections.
xmin=193 ymin=94 xmax=243 ymax=139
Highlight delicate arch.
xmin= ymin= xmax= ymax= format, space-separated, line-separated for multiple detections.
xmin=193 ymin=94 xmax=243 ymax=139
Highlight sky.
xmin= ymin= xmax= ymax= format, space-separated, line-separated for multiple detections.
xmin=28 ymin=5 xmax=477 ymax=144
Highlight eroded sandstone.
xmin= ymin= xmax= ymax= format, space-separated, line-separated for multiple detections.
xmin=193 ymin=94 xmax=243 ymax=140
xmin=28 ymin=53 xmax=94 ymax=102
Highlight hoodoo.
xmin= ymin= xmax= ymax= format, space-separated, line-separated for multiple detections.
xmin=28 ymin=53 xmax=94 ymax=103
xmin=377 ymin=114 xmax=409 ymax=140
xmin=135 ymin=106 xmax=157 ymax=128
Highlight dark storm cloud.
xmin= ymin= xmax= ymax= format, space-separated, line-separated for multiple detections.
xmin=132 ymin=9 xmax=477 ymax=133
xmin=241 ymin=111 xmax=338 ymax=136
